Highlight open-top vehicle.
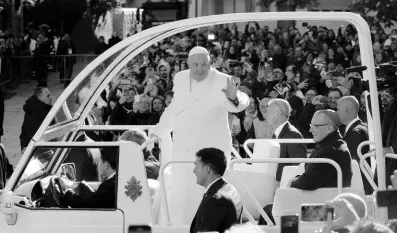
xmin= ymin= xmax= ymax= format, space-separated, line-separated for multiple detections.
xmin=0 ymin=12 xmax=395 ymax=233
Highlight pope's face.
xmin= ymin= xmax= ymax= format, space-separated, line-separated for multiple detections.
xmin=188 ymin=54 xmax=211 ymax=81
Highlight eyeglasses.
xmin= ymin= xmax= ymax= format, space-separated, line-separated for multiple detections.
xmin=310 ymin=123 xmax=329 ymax=128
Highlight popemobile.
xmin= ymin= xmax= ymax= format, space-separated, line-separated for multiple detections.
xmin=0 ymin=12 xmax=395 ymax=233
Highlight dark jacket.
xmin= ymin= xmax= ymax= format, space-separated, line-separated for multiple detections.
xmin=275 ymin=122 xmax=307 ymax=182
xmin=95 ymin=42 xmax=108 ymax=55
xmin=190 ymin=178 xmax=243 ymax=233
xmin=63 ymin=175 xmax=116 ymax=208
xmin=291 ymin=130 xmax=353 ymax=190
xmin=108 ymin=36 xmax=121 ymax=48
xmin=0 ymin=144 xmax=13 ymax=189
xmin=343 ymin=119 xmax=369 ymax=162
xmin=143 ymin=149 xmax=160 ymax=180
xmin=20 ymin=95 xmax=52 ymax=149
xmin=343 ymin=119 xmax=373 ymax=195
xmin=110 ymin=102 xmax=134 ymax=125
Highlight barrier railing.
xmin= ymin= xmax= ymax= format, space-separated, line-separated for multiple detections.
xmin=7 ymin=54 xmax=97 ymax=84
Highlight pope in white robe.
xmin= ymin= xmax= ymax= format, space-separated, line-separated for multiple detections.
xmin=148 ymin=46 xmax=249 ymax=225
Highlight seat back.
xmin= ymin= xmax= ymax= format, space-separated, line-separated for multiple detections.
xmin=280 ymin=163 xmax=305 ymax=187
xmin=250 ymin=140 xmax=280 ymax=173
xmin=272 ymin=187 xmax=365 ymax=225
xmin=280 ymin=166 xmax=298 ymax=187
xmin=225 ymin=169 xmax=276 ymax=221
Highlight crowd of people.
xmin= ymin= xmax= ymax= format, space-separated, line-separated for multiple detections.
xmin=88 ymin=21 xmax=396 ymax=153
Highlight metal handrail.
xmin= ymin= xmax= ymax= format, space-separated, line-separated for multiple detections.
xmin=228 ymin=158 xmax=343 ymax=226
xmin=78 ymin=125 xmax=154 ymax=131
xmin=158 ymin=160 xmax=193 ymax=226
xmin=385 ymin=153 xmax=397 ymax=159
xmin=359 ymin=152 xmax=379 ymax=191
xmin=357 ymin=141 xmax=375 ymax=177
xmin=359 ymin=152 xmax=397 ymax=191
xmin=243 ymin=138 xmax=314 ymax=159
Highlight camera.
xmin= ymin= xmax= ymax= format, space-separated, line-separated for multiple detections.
xmin=348 ymin=62 xmax=397 ymax=97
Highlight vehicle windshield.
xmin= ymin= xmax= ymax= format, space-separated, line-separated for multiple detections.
xmin=50 ymin=46 xmax=130 ymax=128
xmin=17 ymin=148 xmax=56 ymax=188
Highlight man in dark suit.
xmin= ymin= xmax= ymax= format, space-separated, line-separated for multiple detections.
xmin=289 ymin=110 xmax=353 ymax=189
xmin=59 ymin=147 xmax=118 ymax=209
xmin=263 ymin=98 xmax=307 ymax=188
xmin=190 ymin=148 xmax=243 ymax=233
xmin=259 ymin=110 xmax=352 ymax=225
xmin=337 ymin=96 xmax=373 ymax=195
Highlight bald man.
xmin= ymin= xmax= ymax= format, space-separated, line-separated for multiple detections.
xmin=289 ymin=110 xmax=353 ymax=190
xmin=147 ymin=46 xmax=249 ymax=224
xmin=337 ymin=96 xmax=372 ymax=194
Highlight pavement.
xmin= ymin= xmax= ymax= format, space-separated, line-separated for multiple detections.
xmin=3 ymin=75 xmax=66 ymax=167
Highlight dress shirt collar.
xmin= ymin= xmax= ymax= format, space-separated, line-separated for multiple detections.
xmin=205 ymin=177 xmax=222 ymax=193
xmin=274 ymin=121 xmax=288 ymax=139
xmin=345 ymin=117 xmax=360 ymax=134
xmin=107 ymin=172 xmax=116 ymax=180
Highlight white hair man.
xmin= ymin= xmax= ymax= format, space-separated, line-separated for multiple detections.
xmin=145 ymin=46 xmax=249 ymax=224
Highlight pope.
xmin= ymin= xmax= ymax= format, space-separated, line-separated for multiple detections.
xmin=147 ymin=46 xmax=249 ymax=224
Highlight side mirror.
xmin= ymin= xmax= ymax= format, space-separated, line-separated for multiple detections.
xmin=60 ymin=163 xmax=76 ymax=181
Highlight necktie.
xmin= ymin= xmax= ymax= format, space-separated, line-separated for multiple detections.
xmin=272 ymin=133 xmax=277 ymax=139
xmin=340 ymin=125 xmax=346 ymax=136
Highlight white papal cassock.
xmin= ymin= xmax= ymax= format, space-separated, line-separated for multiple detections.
xmin=150 ymin=67 xmax=249 ymax=225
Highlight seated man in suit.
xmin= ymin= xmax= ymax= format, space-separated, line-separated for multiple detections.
xmin=260 ymin=110 xmax=353 ymax=225
xmin=59 ymin=146 xmax=118 ymax=208
xmin=190 ymin=148 xmax=243 ymax=233
xmin=289 ymin=109 xmax=353 ymax=189
xmin=263 ymin=98 xmax=307 ymax=188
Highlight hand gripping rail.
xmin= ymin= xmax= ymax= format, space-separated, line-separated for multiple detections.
xmin=228 ymin=158 xmax=343 ymax=226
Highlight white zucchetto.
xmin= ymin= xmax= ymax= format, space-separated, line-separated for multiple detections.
xmin=188 ymin=46 xmax=209 ymax=57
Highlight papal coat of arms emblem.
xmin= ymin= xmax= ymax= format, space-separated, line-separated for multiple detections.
xmin=125 ymin=176 xmax=143 ymax=202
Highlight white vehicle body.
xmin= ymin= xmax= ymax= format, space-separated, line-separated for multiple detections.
xmin=0 ymin=12 xmax=393 ymax=233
